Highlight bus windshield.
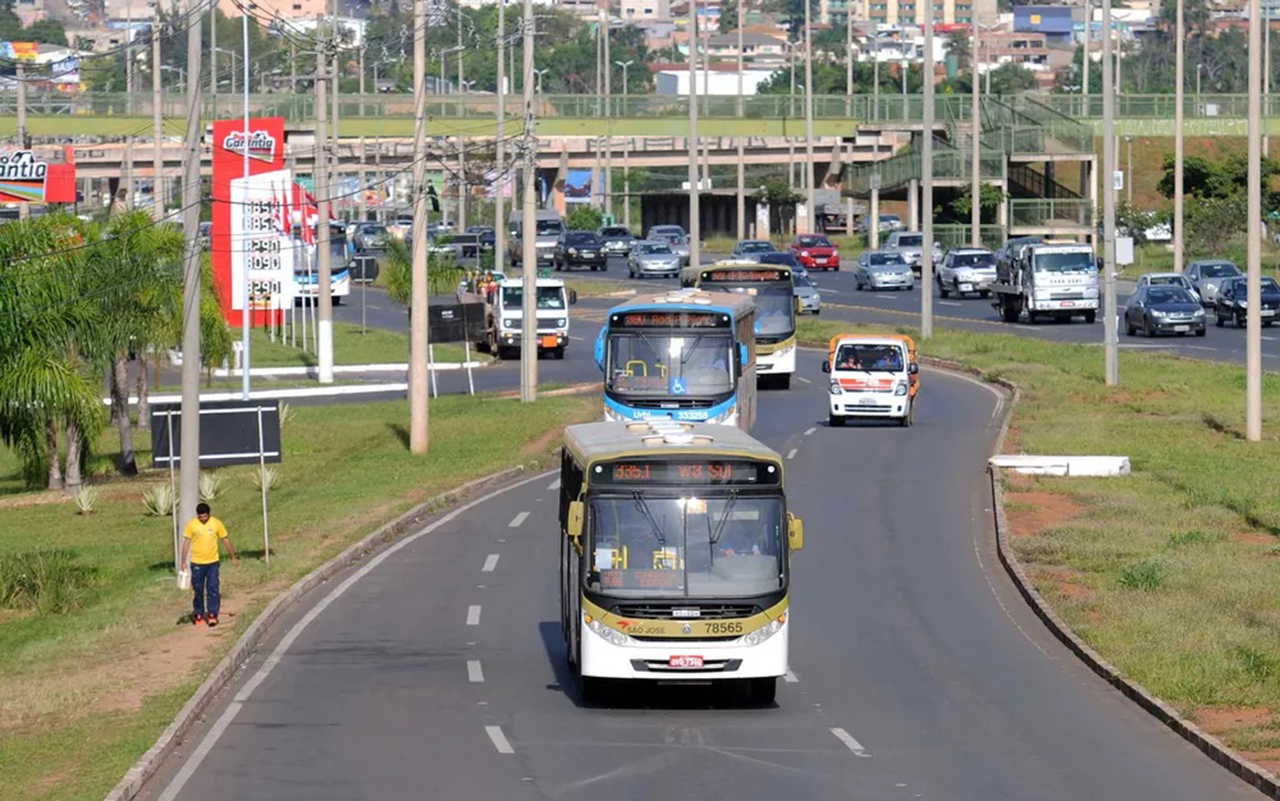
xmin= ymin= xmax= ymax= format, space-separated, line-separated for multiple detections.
xmin=606 ymin=333 xmax=734 ymax=397
xmin=749 ymin=285 xmax=796 ymax=337
xmin=587 ymin=495 xmax=785 ymax=598
xmin=502 ymin=286 xmax=565 ymax=309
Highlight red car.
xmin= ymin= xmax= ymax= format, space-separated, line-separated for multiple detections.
xmin=789 ymin=234 xmax=840 ymax=271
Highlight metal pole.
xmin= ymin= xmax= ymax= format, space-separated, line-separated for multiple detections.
xmin=873 ymin=44 xmax=879 ymax=122
xmin=603 ymin=6 xmax=612 ymax=217
xmin=922 ymin=0 xmax=935 ymax=339
xmin=358 ymin=135 xmax=367 ymax=223
xmin=210 ymin=0 xmax=217 ymax=108
xmin=332 ymin=10 xmax=341 ymax=203
xmin=316 ymin=43 xmax=335 ymax=384
xmin=846 ymin=0 xmax=853 ymax=115
xmin=496 ymin=0 xmax=507 ymax=271
xmin=1083 ymin=0 xmax=1090 ymax=112
xmin=688 ymin=0 xmax=701 ymax=269
xmin=1266 ymin=8 xmax=1272 ymax=156
xmin=153 ymin=21 xmax=164 ymax=222
xmin=736 ymin=137 xmax=745 ymax=240
xmin=240 ymin=9 xmax=252 ymax=403
xmin=16 ymin=61 xmax=27 ymax=220
xmin=256 ymin=406 xmax=270 ymax=563
xmin=624 ymin=135 xmax=631 ymax=230
xmin=803 ymin=0 xmax=815 ymax=234
xmin=179 ymin=8 xmax=204 ymax=565
xmin=738 ymin=0 xmax=744 ymax=114
xmin=1102 ymin=0 xmax=1118 ymax=386
xmin=1126 ymin=135 xmax=1132 ymax=205
xmin=410 ymin=0 xmax=430 ymax=451
xmin=971 ymin=15 xmax=981 ymax=247
xmin=521 ymin=0 xmax=538 ymax=402
xmin=457 ymin=21 xmax=467 ymax=231
xmin=1248 ymin=0 xmax=1264 ymax=441
xmin=1174 ymin=0 xmax=1185 ymax=272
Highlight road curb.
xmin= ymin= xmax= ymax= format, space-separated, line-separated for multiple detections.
xmin=104 ymin=461 xmax=547 ymax=801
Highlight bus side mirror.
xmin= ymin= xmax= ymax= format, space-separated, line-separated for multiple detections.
xmin=567 ymin=501 xmax=585 ymax=540
xmin=595 ymin=329 xmax=606 ymax=371
xmin=821 ymin=360 xmax=830 ymax=373
xmin=569 ymin=289 xmax=578 ymax=305
xmin=787 ymin=513 xmax=804 ymax=552
xmin=909 ymin=362 xmax=918 ymax=375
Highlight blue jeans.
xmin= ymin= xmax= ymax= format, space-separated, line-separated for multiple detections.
xmin=191 ymin=561 xmax=221 ymax=618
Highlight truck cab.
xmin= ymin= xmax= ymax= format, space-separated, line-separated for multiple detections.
xmin=509 ymin=210 xmax=566 ymax=268
xmin=993 ymin=243 xmax=1098 ymax=324
xmin=822 ymin=334 xmax=918 ymax=427
xmin=488 ymin=277 xmax=575 ymax=359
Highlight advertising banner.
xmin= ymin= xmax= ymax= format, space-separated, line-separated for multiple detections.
xmin=212 ymin=117 xmax=286 ymax=326
xmin=230 ymin=170 xmax=296 ymax=312
xmin=0 ymin=149 xmax=77 ymax=204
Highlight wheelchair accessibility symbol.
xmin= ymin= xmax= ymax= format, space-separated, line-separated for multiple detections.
xmin=670 ymin=377 xmax=688 ymax=395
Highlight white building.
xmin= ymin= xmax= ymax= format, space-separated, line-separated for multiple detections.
xmin=654 ymin=68 xmax=776 ymax=96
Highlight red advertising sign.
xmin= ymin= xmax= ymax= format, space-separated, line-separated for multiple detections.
xmin=0 ymin=149 xmax=76 ymax=204
xmin=212 ymin=117 xmax=285 ymax=326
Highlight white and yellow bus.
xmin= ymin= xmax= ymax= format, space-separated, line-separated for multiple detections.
xmin=694 ymin=263 xmax=798 ymax=389
xmin=558 ymin=420 xmax=805 ymax=705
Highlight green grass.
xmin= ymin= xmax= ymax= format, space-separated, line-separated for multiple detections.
xmin=0 ymin=393 xmax=599 ymax=799
xmin=797 ymin=316 xmax=1280 ymax=756
xmin=242 ymin=322 xmax=477 ymax=367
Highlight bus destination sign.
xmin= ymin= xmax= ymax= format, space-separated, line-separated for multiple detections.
xmin=701 ymin=269 xmax=788 ymax=283
xmin=602 ymin=459 xmax=779 ymax=486
xmin=614 ymin=311 xmax=729 ymax=328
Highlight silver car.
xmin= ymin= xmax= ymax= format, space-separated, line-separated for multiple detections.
xmin=1186 ymin=259 xmax=1242 ymax=306
xmin=731 ymin=239 xmax=775 ymax=259
xmin=628 ymin=241 xmax=682 ymax=278
xmin=793 ymin=269 xmax=821 ymax=314
xmin=599 ymin=225 xmax=635 ymax=256
xmin=1137 ymin=272 xmax=1201 ymax=303
xmin=937 ymin=248 xmax=997 ymax=298
xmin=884 ymin=231 xmax=943 ymax=274
xmin=855 ymin=251 xmax=915 ymax=291
xmin=647 ymin=225 xmax=691 ymax=266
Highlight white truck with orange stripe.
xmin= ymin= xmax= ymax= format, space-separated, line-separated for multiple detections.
xmin=821 ymin=334 xmax=918 ymax=427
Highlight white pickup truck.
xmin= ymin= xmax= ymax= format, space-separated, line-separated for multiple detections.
xmin=991 ymin=243 xmax=1098 ymax=324
xmin=461 ymin=277 xmax=576 ymax=360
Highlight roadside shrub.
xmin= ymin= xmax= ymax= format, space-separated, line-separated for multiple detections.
xmin=142 ymin=484 xmax=175 ymax=516
xmin=0 ymin=550 xmax=95 ymax=614
xmin=198 ymin=472 xmax=224 ymax=502
xmin=72 ymin=485 xmax=99 ymax=515
xmin=252 ymin=467 xmax=280 ymax=492
xmin=1119 ymin=558 xmax=1167 ymax=591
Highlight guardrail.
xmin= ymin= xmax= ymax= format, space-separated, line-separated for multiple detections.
xmin=1008 ymin=198 xmax=1093 ymax=229
xmin=846 ymin=140 xmax=1004 ymax=195
xmin=934 ymin=224 xmax=1005 ymax=251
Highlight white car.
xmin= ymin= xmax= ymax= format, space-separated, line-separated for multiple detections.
xmin=937 ymin=248 xmax=998 ymax=298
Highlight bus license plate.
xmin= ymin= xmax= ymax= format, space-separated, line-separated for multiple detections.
xmin=669 ymin=655 xmax=704 ymax=669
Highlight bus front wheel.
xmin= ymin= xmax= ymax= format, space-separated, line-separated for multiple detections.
xmin=745 ymin=677 xmax=777 ymax=705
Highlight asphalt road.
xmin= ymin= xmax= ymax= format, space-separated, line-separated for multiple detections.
xmin=139 ymin=350 xmax=1265 ymax=800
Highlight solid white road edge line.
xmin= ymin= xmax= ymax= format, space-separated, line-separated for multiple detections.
xmin=830 ymin=727 xmax=870 ymax=758
xmin=468 ymin=660 xmax=485 ymax=683
xmin=154 ymin=469 xmax=554 ymax=801
xmin=509 ymin=511 xmax=530 ymax=528
xmin=486 ymin=725 xmax=516 ymax=754
xmin=467 ymin=605 xmax=482 ymax=626
xmin=482 ymin=554 xmax=500 ymax=573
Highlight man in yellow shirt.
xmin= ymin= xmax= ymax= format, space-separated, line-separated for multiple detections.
xmin=181 ymin=502 xmax=239 ymax=627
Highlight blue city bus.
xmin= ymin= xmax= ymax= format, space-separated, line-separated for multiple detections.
xmin=594 ymin=289 xmax=757 ymax=430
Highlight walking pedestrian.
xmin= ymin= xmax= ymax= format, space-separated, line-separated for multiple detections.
xmin=181 ymin=502 xmax=239 ymax=627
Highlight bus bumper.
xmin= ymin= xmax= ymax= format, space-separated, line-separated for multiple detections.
xmin=756 ymin=342 xmax=797 ymax=376
xmin=580 ymin=620 xmax=788 ymax=681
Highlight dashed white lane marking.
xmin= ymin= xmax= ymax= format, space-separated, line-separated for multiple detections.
xmin=939 ymin=301 xmax=962 ymax=307
xmin=467 ymin=660 xmax=485 ymax=683
xmin=485 ymin=725 xmax=515 ymax=754
xmin=830 ymin=728 xmax=870 ymax=758
xmin=548 ymin=478 xmax=561 ymax=491
xmin=784 ymin=670 xmax=799 ymax=683
xmin=467 ymin=605 xmax=482 ymax=626
xmin=1186 ymin=345 xmax=1218 ymax=352
xmin=796 ymin=376 xmax=812 ymax=384
xmin=482 ymin=554 xmax=500 ymax=573
xmin=804 ymin=427 xmax=817 ymax=436
xmin=786 ymin=448 xmax=798 ymax=460
xmin=509 ymin=511 xmax=530 ymax=528
xmin=1264 ymin=335 xmax=1277 ymax=342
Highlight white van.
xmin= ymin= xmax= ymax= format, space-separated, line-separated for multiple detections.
xmin=821 ymin=335 xmax=918 ymax=427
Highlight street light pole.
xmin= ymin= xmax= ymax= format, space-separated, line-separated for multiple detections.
xmin=1174 ymin=0 xmax=1185 ymax=273
xmin=688 ymin=0 xmax=701 ymax=270
xmin=1247 ymin=0 xmax=1264 ymax=441
xmin=846 ymin=1 xmax=853 ymax=115
xmin=521 ymin=0 xmax=538 ymax=403
xmin=971 ymin=13 xmax=981 ymax=247
xmin=410 ymin=0 xmax=430 ymax=452
xmin=1125 ymin=135 xmax=1133 ymax=205
xmin=495 ymin=0 xmax=506 ymax=272
xmin=921 ymin=0 xmax=935 ymax=339
xmin=803 ymin=0 xmax=815 ymax=234
xmin=1102 ymin=0 xmax=1118 ymax=386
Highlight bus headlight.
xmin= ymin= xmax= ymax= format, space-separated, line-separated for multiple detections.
xmin=894 ymin=381 xmax=909 ymax=396
xmin=587 ymin=617 xmax=631 ymax=646
xmin=829 ymin=380 xmax=843 ymax=395
xmin=741 ymin=614 xmax=785 ymax=647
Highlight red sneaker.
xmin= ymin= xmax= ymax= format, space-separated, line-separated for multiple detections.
xmin=207 ymin=615 xmax=219 ymax=627
xmin=192 ymin=614 xmax=203 ymax=626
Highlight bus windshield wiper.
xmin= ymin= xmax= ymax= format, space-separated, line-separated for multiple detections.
xmin=708 ymin=490 xmax=739 ymax=546
xmin=631 ymin=491 xmax=666 ymax=547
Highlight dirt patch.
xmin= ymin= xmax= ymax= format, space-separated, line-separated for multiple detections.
xmin=1101 ymin=388 xmax=1166 ymax=407
xmin=521 ymin=424 xmax=568 ymax=458
xmin=1004 ymin=490 xmax=1086 ymax=538
xmin=1031 ymin=565 xmax=1095 ymax=604
xmin=1240 ymin=749 xmax=1280 ymax=774
xmin=1196 ymin=706 xmax=1273 ymax=731
xmin=1230 ymin=531 xmax=1277 ymax=546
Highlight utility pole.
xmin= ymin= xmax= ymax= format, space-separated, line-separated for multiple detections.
xmin=846 ymin=0 xmax=853 ymax=116
xmin=687 ymin=0 xmax=701 ymax=269
xmin=495 ymin=0 xmax=507 ymax=270
xmin=1266 ymin=9 xmax=1271 ymax=157
xmin=803 ymin=0 xmax=815 ymax=234
xmin=16 ymin=61 xmax=27 ymax=220
xmin=1174 ymin=0 xmax=1184 ymax=272
xmin=603 ymin=5 xmax=612 ymax=217
xmin=179 ymin=8 xmax=204 ymax=554
xmin=153 ymin=22 xmax=164 ymax=222
xmin=457 ymin=16 xmax=467 ymax=231
xmin=331 ymin=7 xmax=341 ymax=220
xmin=1102 ymin=0 xmax=1118 ymax=386
xmin=624 ymin=135 xmax=631 ymax=230
xmin=1248 ymin=0 xmax=1264 ymax=441
xmin=921 ymin=0 xmax=935 ymax=339
xmin=521 ymin=0 xmax=538 ymax=403
xmin=410 ymin=0 xmax=430 ymax=452
xmin=736 ymin=138 xmax=745 ymax=239
xmin=358 ymin=136 xmax=367 ymax=222
xmin=737 ymin=0 xmax=744 ymax=115
xmin=971 ymin=14 xmax=981 ymax=247
xmin=1082 ymin=0 xmax=1089 ymax=113
xmin=210 ymin=2 xmax=217 ymax=107
xmin=316 ymin=42 xmax=335 ymax=384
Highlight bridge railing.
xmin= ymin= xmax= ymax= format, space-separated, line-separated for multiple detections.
xmin=933 ymin=224 xmax=1005 ymax=251
xmin=1008 ymin=198 xmax=1093 ymax=229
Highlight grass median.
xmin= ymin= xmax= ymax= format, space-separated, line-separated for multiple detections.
xmin=0 ymin=393 xmax=598 ymax=799
xmin=797 ymin=317 xmax=1280 ymax=770
xmin=247 ymin=321 xmax=479 ymax=367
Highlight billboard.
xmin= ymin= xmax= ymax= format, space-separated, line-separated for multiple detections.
xmin=229 ymin=170 xmax=296 ymax=313
xmin=0 ymin=149 xmax=76 ymax=204
xmin=565 ymin=169 xmax=593 ymax=205
xmin=212 ymin=117 xmax=286 ymax=326
xmin=0 ymin=41 xmax=39 ymax=61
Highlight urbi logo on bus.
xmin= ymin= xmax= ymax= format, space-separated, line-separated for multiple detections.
xmin=221 ymin=129 xmax=278 ymax=163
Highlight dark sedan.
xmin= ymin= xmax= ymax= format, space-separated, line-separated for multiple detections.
xmin=1124 ymin=285 xmax=1206 ymax=337
xmin=553 ymin=230 xmax=607 ymax=271
xmin=1213 ymin=276 xmax=1280 ymax=328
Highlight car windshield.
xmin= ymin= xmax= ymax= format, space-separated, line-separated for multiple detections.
xmin=1148 ymin=275 xmax=1184 ymax=286
xmin=606 ymin=333 xmax=735 ymax=397
xmin=1198 ymin=263 xmax=1240 ymax=278
xmin=739 ymin=242 xmax=772 ymax=252
xmin=797 ymin=235 xmax=832 ymax=247
xmin=881 ymin=215 xmax=899 ymax=223
xmin=601 ymin=227 xmax=631 ymax=237
xmin=869 ymin=253 xmax=907 ymax=267
xmin=1033 ymin=251 xmax=1094 ymax=273
xmin=794 ymin=273 xmax=814 ymax=288
xmin=536 ymin=220 xmax=564 ymax=235
xmin=761 ymin=253 xmax=801 ymax=267
xmin=501 ymin=286 xmax=565 ymax=309
xmin=833 ymin=343 xmax=905 ymax=372
xmin=566 ymin=233 xmax=600 ymax=245
xmin=896 ymin=235 xmax=922 ymax=247
xmin=361 ymin=225 xmax=386 ymax=235
xmin=638 ymin=243 xmax=673 ymax=255
xmin=660 ymin=234 xmax=688 ymax=245
xmin=1234 ymin=278 xmax=1280 ymax=295
xmin=952 ymin=252 xmax=995 ymax=267
xmin=587 ymin=495 xmax=785 ymax=598
xmin=1147 ymin=287 xmax=1197 ymax=305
